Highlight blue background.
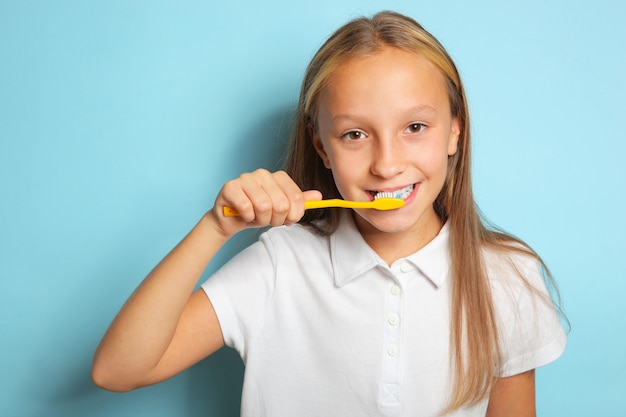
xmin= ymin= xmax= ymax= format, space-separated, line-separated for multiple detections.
xmin=1 ymin=1 xmax=624 ymax=416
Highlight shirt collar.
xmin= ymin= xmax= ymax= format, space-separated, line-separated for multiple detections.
xmin=330 ymin=212 xmax=381 ymax=287
xmin=330 ymin=212 xmax=451 ymax=288
xmin=402 ymin=222 xmax=451 ymax=287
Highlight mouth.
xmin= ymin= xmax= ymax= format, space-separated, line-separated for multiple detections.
xmin=369 ymin=184 xmax=415 ymax=200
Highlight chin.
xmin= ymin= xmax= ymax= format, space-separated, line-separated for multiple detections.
xmin=354 ymin=211 xmax=418 ymax=235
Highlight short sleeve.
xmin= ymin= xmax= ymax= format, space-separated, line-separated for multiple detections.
xmin=488 ymin=252 xmax=567 ymax=377
xmin=201 ymin=233 xmax=277 ymax=359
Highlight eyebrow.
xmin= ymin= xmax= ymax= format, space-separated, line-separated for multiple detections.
xmin=405 ymin=105 xmax=438 ymax=117
xmin=331 ymin=105 xmax=438 ymax=125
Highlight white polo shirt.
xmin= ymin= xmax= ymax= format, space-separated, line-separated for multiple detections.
xmin=201 ymin=213 xmax=566 ymax=417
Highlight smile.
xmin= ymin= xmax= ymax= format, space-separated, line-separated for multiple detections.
xmin=370 ymin=184 xmax=415 ymax=200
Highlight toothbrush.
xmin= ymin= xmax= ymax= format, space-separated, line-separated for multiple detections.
xmin=222 ymin=198 xmax=405 ymax=217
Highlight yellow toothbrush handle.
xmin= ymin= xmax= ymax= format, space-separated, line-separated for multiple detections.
xmin=222 ymin=199 xmax=344 ymax=217
xmin=222 ymin=198 xmax=402 ymax=217
xmin=222 ymin=206 xmax=242 ymax=216
xmin=222 ymin=201 xmax=330 ymax=217
xmin=303 ymin=199 xmax=351 ymax=209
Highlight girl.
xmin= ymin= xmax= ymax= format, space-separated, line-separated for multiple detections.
xmin=93 ymin=11 xmax=567 ymax=416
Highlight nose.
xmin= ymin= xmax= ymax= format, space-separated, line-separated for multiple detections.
xmin=370 ymin=136 xmax=406 ymax=178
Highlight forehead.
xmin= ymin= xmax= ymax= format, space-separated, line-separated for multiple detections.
xmin=318 ymin=47 xmax=451 ymax=118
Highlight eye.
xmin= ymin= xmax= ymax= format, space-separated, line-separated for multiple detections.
xmin=405 ymin=123 xmax=427 ymax=134
xmin=341 ymin=130 xmax=367 ymax=141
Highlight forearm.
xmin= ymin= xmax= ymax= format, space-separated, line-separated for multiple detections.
xmin=92 ymin=212 xmax=228 ymax=389
xmin=486 ymin=370 xmax=536 ymax=417
xmin=92 ymin=170 xmax=317 ymax=391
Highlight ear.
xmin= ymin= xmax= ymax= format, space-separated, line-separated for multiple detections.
xmin=311 ymin=126 xmax=332 ymax=169
xmin=447 ymin=117 xmax=461 ymax=156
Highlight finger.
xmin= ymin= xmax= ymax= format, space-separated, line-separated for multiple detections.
xmin=220 ymin=175 xmax=261 ymax=223
xmin=256 ymin=170 xmax=299 ymax=226
xmin=240 ymin=169 xmax=277 ymax=225
xmin=272 ymin=171 xmax=307 ymax=224
xmin=302 ymin=189 xmax=323 ymax=202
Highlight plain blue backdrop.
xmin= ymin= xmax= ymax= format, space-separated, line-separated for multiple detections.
xmin=1 ymin=1 xmax=624 ymax=416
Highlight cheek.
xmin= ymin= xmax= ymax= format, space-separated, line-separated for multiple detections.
xmin=326 ymin=145 xmax=365 ymax=173
xmin=326 ymin=153 xmax=365 ymax=196
xmin=416 ymin=142 xmax=450 ymax=175
xmin=329 ymin=161 xmax=355 ymax=187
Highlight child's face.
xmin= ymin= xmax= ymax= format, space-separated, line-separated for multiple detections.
xmin=313 ymin=46 xmax=460 ymax=243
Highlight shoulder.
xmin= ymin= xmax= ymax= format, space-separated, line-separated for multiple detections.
xmin=481 ymin=244 xmax=557 ymax=334
xmin=482 ymin=244 xmax=544 ymax=291
xmin=260 ymin=222 xmax=330 ymax=252
xmin=482 ymin=244 xmax=567 ymax=375
xmin=243 ymin=222 xmax=332 ymax=270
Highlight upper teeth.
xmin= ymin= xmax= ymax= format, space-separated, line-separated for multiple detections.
xmin=373 ymin=184 xmax=414 ymax=200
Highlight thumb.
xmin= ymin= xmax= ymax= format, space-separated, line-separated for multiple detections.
xmin=302 ymin=189 xmax=323 ymax=202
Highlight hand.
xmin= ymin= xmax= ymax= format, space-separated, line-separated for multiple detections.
xmin=210 ymin=169 xmax=322 ymax=237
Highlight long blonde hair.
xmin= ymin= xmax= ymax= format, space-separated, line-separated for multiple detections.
xmin=284 ymin=11 xmax=562 ymax=411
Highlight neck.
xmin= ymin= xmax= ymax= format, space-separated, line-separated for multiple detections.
xmin=355 ymin=212 xmax=443 ymax=266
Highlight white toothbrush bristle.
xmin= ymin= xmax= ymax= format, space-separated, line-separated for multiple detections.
xmin=373 ymin=184 xmax=414 ymax=200
xmin=374 ymin=191 xmax=395 ymax=200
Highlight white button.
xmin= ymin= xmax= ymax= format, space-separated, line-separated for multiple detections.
xmin=388 ymin=313 xmax=400 ymax=326
xmin=400 ymin=262 xmax=411 ymax=273
xmin=390 ymin=284 xmax=401 ymax=295
xmin=387 ymin=344 xmax=398 ymax=356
